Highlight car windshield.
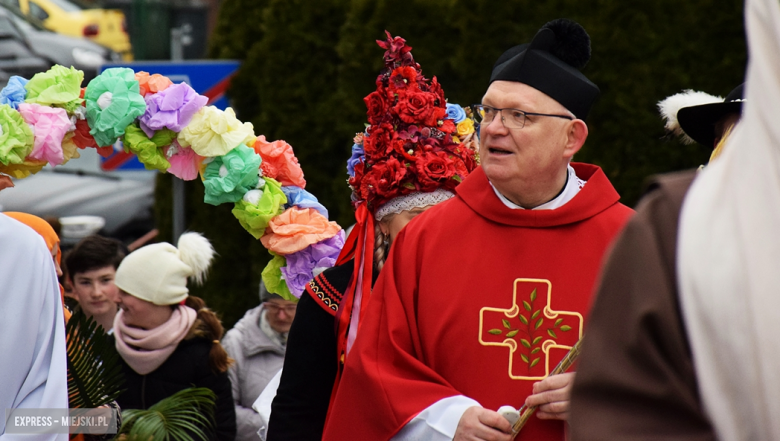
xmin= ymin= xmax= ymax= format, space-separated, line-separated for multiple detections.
xmin=0 ymin=5 xmax=46 ymax=31
xmin=46 ymin=0 xmax=82 ymax=12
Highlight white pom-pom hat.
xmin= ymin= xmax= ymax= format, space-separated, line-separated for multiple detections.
xmin=115 ymin=232 xmax=215 ymax=305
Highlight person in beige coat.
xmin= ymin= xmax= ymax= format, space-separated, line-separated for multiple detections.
xmin=222 ymin=282 xmax=294 ymax=441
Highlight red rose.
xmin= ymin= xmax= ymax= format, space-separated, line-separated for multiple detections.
xmin=391 ymin=138 xmax=417 ymax=161
xmin=389 ymin=66 xmax=418 ymax=90
xmin=429 ymin=77 xmax=446 ymax=106
xmin=438 ymin=118 xmax=456 ymax=134
xmin=363 ymin=123 xmax=394 ymax=160
xmin=373 ymin=156 xmax=407 ymax=198
xmin=394 ymin=90 xmax=438 ymax=126
xmin=364 ymin=90 xmax=389 ymax=125
xmin=415 ymin=151 xmax=456 ymax=191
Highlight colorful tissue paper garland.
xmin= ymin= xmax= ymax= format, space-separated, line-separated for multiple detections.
xmin=0 ymin=65 xmax=347 ymax=302
xmin=0 ymin=61 xmax=475 ymax=302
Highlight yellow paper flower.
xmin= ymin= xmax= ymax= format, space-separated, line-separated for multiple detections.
xmin=456 ymin=118 xmax=475 ymax=138
xmin=0 ymin=157 xmax=47 ymax=178
xmin=60 ymin=133 xmax=81 ymax=165
xmin=178 ymin=106 xmax=255 ymax=157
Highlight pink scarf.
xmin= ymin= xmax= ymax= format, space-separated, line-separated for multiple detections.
xmin=114 ymin=305 xmax=197 ymax=375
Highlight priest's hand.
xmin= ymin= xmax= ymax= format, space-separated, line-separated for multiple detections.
xmin=454 ymin=406 xmax=513 ymax=441
xmin=525 ymin=371 xmax=575 ymax=420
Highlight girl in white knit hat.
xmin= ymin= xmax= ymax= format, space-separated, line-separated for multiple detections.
xmin=110 ymin=232 xmax=236 ymax=440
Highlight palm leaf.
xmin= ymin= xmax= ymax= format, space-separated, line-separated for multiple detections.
xmin=66 ymin=309 xmax=126 ymax=409
xmin=117 ymin=387 xmax=216 ymax=441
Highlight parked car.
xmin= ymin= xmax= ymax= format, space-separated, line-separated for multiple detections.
xmin=0 ymin=6 xmax=49 ymax=78
xmin=6 ymin=0 xmax=131 ymax=60
xmin=0 ymin=148 xmax=157 ymax=245
xmin=2 ymin=4 xmax=119 ymax=81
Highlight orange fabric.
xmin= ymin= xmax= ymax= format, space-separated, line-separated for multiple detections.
xmin=135 ymin=71 xmax=173 ymax=96
xmin=4 ymin=211 xmax=69 ymax=322
xmin=260 ymin=207 xmax=341 ymax=254
xmin=4 ymin=212 xmax=60 ymax=264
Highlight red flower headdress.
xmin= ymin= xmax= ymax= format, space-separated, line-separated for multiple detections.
xmin=331 ymin=32 xmax=478 ymax=399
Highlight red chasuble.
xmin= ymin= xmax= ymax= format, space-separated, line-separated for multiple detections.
xmin=322 ymin=163 xmax=634 ymax=441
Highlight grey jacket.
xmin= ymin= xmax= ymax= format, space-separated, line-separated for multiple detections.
xmin=222 ymin=305 xmax=286 ymax=441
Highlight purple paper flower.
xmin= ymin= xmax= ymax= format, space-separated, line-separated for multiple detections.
xmin=346 ymin=143 xmax=365 ymax=178
xmin=280 ymin=230 xmax=345 ymax=297
xmin=139 ymin=82 xmax=208 ymax=138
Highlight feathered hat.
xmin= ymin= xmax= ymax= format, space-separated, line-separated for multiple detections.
xmin=658 ymin=84 xmax=745 ymax=148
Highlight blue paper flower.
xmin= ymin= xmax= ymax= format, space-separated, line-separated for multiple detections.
xmin=346 ymin=143 xmax=365 ymax=178
xmin=446 ymin=103 xmax=467 ymax=124
xmin=282 ymin=186 xmax=329 ymax=218
xmin=0 ymin=76 xmax=29 ymax=110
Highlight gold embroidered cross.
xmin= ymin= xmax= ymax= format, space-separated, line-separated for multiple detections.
xmin=479 ymin=278 xmax=583 ymax=380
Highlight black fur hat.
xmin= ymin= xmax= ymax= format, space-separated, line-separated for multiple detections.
xmin=489 ymin=19 xmax=600 ymax=120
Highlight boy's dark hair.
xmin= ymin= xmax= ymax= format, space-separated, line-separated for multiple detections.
xmin=65 ymin=235 xmax=127 ymax=278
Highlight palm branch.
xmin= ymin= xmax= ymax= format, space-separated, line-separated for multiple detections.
xmin=66 ymin=309 xmax=126 ymax=409
xmin=117 ymin=387 xmax=216 ymax=441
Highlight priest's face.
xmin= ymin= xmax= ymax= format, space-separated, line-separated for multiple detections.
xmin=479 ymin=81 xmax=586 ymax=206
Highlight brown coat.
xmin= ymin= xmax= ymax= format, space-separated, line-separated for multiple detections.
xmin=570 ymin=171 xmax=716 ymax=440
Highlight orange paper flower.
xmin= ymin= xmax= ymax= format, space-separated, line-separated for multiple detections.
xmin=260 ymin=207 xmax=341 ymax=255
xmin=135 ymin=71 xmax=173 ymax=97
xmin=253 ymin=135 xmax=306 ymax=188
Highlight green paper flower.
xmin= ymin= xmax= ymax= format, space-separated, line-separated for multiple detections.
xmin=24 ymin=65 xmax=83 ymax=112
xmin=203 ymin=144 xmax=261 ymax=206
xmin=261 ymin=253 xmax=295 ymax=301
xmin=122 ymin=123 xmax=175 ymax=172
xmin=232 ymin=177 xmax=287 ymax=239
xmin=85 ymin=68 xmax=146 ymax=147
xmin=0 ymin=104 xmax=34 ymax=166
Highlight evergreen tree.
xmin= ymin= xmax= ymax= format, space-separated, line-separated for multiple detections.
xmin=183 ymin=0 xmax=746 ymax=326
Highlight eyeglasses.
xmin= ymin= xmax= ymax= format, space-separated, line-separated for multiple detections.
xmin=264 ymin=302 xmax=297 ymax=314
xmin=472 ymin=104 xmax=573 ymax=129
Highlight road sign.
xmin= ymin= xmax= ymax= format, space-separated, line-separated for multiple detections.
xmin=98 ymin=60 xmax=241 ymax=171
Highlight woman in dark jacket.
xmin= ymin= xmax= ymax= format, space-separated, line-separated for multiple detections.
xmin=110 ymin=232 xmax=236 ymax=441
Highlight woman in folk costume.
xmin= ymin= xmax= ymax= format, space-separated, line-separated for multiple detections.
xmin=109 ymin=232 xmax=236 ymax=441
xmin=265 ymin=32 xmax=479 ymax=441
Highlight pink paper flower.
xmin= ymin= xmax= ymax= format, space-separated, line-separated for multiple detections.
xmin=166 ymin=141 xmax=203 ymax=181
xmin=17 ymin=103 xmax=70 ymax=166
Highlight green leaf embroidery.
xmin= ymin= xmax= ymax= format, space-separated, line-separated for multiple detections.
xmin=535 ymin=318 xmax=543 ymax=330
xmin=530 ymin=358 xmax=540 ymax=368
xmin=520 ymin=339 xmax=531 ymax=348
xmin=547 ymin=329 xmax=557 ymax=338
xmin=530 ymin=288 xmax=537 ymax=302
xmin=532 ymin=336 xmax=542 ymax=345
xmin=523 ymin=301 xmax=532 ymax=311
xmin=502 ymin=319 xmax=511 ymax=329
xmin=554 ymin=318 xmax=563 ymax=328
xmin=531 ymin=348 xmax=541 ymax=354
xmin=507 ymin=330 xmax=519 ymax=338
xmin=560 ymin=325 xmax=572 ymax=332
xmin=531 ymin=310 xmax=540 ymax=320
xmin=521 ymin=354 xmax=529 ymax=363
xmin=488 ymin=329 xmax=502 ymax=335
xmin=519 ymin=315 xmax=528 ymax=325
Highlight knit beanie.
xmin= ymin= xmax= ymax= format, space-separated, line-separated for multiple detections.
xmin=115 ymin=232 xmax=215 ymax=305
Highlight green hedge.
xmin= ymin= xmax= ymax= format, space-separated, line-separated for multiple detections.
xmin=155 ymin=0 xmax=746 ymax=329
